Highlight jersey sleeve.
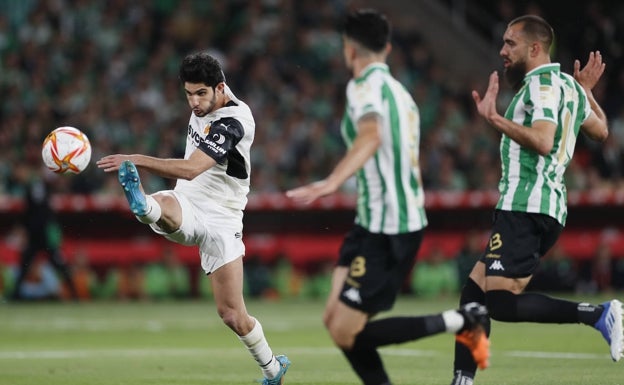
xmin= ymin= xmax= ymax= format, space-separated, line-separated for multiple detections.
xmin=197 ymin=117 xmax=244 ymax=164
xmin=346 ymin=78 xmax=383 ymax=125
xmin=529 ymin=75 xmax=559 ymax=125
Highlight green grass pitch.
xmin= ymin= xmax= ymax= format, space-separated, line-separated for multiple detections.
xmin=1 ymin=295 xmax=622 ymax=385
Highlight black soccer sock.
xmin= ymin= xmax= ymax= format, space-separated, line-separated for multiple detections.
xmin=342 ymin=347 xmax=391 ymax=385
xmin=343 ymin=316 xmax=448 ymax=385
xmin=352 ymin=316 xmax=446 ymax=350
xmin=453 ymin=278 xmax=488 ymax=377
xmin=578 ymin=303 xmax=604 ymax=326
xmin=485 ymin=290 xmax=602 ymax=324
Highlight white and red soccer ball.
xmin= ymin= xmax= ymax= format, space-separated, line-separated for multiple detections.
xmin=41 ymin=126 xmax=92 ymax=174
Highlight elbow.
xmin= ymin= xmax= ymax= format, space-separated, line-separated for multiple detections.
xmin=596 ymin=126 xmax=609 ymax=143
xmin=582 ymin=119 xmax=609 ymax=143
xmin=180 ymin=166 xmax=205 ymax=180
xmin=183 ymin=170 xmax=202 ymax=180
xmin=586 ymin=124 xmax=609 ymax=143
xmin=535 ymin=140 xmax=554 ymax=157
xmin=535 ymin=148 xmax=549 ymax=157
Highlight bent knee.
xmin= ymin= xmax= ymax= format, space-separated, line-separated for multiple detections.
xmin=325 ymin=318 xmax=358 ymax=350
xmin=328 ymin=327 xmax=355 ymax=350
xmin=218 ymin=307 xmax=252 ymax=335
xmin=151 ymin=192 xmax=182 ymax=231
xmin=485 ymin=290 xmax=517 ymax=322
xmin=322 ymin=308 xmax=333 ymax=330
xmin=152 ymin=192 xmax=176 ymax=207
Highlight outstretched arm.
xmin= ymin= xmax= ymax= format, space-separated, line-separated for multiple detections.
xmin=97 ymin=149 xmax=216 ymax=180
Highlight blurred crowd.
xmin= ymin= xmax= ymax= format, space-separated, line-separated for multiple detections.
xmin=2 ymin=0 xmax=624 ymax=197
xmin=5 ymin=229 xmax=624 ymax=302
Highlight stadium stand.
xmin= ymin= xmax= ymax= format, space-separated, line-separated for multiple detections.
xmin=1 ymin=1 xmax=624 ymax=297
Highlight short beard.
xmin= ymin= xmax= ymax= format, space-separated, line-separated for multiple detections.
xmin=504 ymin=62 xmax=526 ymax=91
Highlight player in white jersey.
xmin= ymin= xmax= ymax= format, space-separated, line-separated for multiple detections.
xmin=287 ymin=9 xmax=490 ymax=385
xmin=97 ymin=52 xmax=290 ymax=385
xmin=451 ymin=15 xmax=622 ymax=385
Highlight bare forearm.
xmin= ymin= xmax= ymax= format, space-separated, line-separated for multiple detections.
xmin=587 ymin=90 xmax=607 ymax=126
xmin=130 ymin=154 xmax=201 ymax=180
xmin=326 ymin=143 xmax=376 ymax=190
xmin=326 ymin=126 xmax=380 ymax=190
xmin=489 ymin=114 xmax=554 ymax=155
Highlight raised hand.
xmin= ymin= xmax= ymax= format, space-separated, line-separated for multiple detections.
xmin=574 ymin=51 xmax=605 ymax=91
xmin=472 ymin=71 xmax=500 ymax=123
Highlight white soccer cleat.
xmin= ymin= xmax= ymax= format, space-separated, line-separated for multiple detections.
xmin=594 ymin=299 xmax=624 ymax=362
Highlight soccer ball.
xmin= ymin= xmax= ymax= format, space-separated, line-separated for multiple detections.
xmin=42 ymin=126 xmax=92 ymax=174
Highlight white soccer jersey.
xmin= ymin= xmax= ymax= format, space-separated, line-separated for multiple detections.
xmin=342 ymin=63 xmax=427 ymax=234
xmin=174 ymin=85 xmax=254 ymax=210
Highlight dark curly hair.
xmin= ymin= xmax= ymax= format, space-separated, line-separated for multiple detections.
xmin=179 ymin=51 xmax=226 ymax=88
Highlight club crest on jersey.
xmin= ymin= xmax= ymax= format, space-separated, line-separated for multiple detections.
xmin=204 ymin=124 xmax=211 ymax=135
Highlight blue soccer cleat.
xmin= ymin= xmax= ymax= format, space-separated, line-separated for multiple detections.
xmin=262 ymin=355 xmax=291 ymax=385
xmin=118 ymin=160 xmax=148 ymax=216
xmin=594 ymin=299 xmax=624 ymax=362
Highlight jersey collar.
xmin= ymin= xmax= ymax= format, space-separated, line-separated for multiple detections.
xmin=525 ymin=62 xmax=560 ymax=78
xmin=356 ymin=62 xmax=389 ymax=82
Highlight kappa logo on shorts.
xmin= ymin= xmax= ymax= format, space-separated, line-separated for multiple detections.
xmin=343 ymin=287 xmax=362 ymax=304
xmin=234 ymin=232 xmax=242 ymax=239
xmin=489 ymin=260 xmax=505 ymax=271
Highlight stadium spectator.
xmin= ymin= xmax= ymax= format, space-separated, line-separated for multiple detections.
xmin=298 ymin=259 xmax=333 ymax=300
xmin=143 ymin=245 xmax=191 ymax=300
xmin=116 ymin=262 xmax=146 ymax=301
xmin=450 ymin=15 xmax=620 ymax=385
xmin=529 ymin=243 xmax=578 ymax=293
xmin=10 ymin=162 xmax=78 ymax=301
xmin=272 ymin=254 xmax=302 ymax=299
xmin=454 ymin=230 xmax=486 ymax=288
xmin=287 ymin=9 xmax=490 ymax=384
xmin=63 ymin=246 xmax=97 ymax=300
xmin=592 ymin=239 xmax=615 ymax=293
xmin=243 ymin=253 xmax=273 ymax=299
xmin=1 ymin=1 xmax=624 ymax=309
xmin=411 ymin=246 xmax=459 ymax=298
xmin=12 ymin=258 xmax=61 ymax=301
xmin=2 ymin=1 xmax=623 ymax=198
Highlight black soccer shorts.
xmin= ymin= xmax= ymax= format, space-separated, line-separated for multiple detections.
xmin=337 ymin=225 xmax=424 ymax=313
xmin=480 ymin=209 xmax=563 ymax=278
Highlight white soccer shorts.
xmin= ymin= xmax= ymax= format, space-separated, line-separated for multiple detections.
xmin=148 ymin=190 xmax=245 ymax=274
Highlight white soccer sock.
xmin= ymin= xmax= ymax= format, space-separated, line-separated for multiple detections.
xmin=442 ymin=310 xmax=465 ymax=333
xmin=136 ymin=194 xmax=161 ymax=224
xmin=238 ymin=317 xmax=279 ymax=378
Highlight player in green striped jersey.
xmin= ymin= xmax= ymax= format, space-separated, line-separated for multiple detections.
xmin=288 ymin=9 xmax=490 ymax=385
xmin=451 ymin=15 xmax=621 ymax=385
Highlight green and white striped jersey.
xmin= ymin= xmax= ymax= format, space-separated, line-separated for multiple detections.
xmin=497 ymin=63 xmax=592 ymax=225
xmin=341 ymin=63 xmax=427 ymax=234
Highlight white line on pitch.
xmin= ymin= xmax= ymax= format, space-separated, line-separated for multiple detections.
xmin=0 ymin=347 xmax=610 ymax=361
